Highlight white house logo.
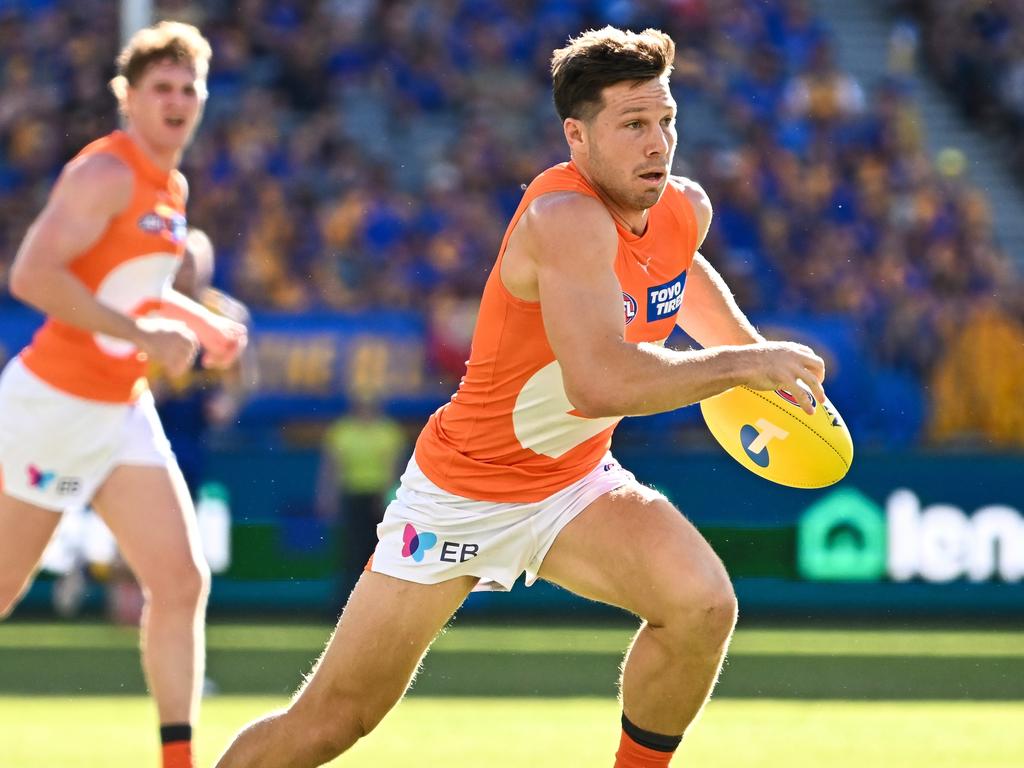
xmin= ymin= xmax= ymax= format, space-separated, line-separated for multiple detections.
xmin=622 ymin=292 xmax=638 ymax=325
xmin=646 ymin=271 xmax=687 ymax=322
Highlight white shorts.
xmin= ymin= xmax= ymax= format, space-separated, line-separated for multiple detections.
xmin=370 ymin=453 xmax=636 ymax=591
xmin=0 ymin=358 xmax=175 ymax=513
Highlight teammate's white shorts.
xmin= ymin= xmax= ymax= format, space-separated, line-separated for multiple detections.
xmin=0 ymin=358 xmax=175 ymax=513
xmin=370 ymin=453 xmax=637 ymax=591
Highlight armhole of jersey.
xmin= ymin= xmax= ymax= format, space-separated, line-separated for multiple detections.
xmin=172 ymin=170 xmax=189 ymax=202
xmin=493 ymin=213 xmax=542 ymax=310
xmin=73 ymin=149 xmax=137 ymax=225
xmin=673 ymin=181 xmax=701 ymax=263
xmin=494 ymin=176 xmax=599 ymax=311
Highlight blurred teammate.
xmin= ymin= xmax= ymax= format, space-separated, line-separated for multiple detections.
xmin=154 ymin=226 xmax=257 ymax=494
xmin=0 ymin=22 xmax=245 ymax=768
xmin=216 ymin=27 xmax=825 ymax=767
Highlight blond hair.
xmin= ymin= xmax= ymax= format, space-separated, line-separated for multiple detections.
xmin=109 ymin=21 xmax=212 ymax=103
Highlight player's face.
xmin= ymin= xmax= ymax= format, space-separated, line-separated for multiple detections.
xmin=125 ymin=59 xmax=206 ymax=156
xmin=574 ymin=77 xmax=677 ymax=213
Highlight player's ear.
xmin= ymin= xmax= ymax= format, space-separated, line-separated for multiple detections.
xmin=564 ymin=117 xmax=586 ymax=154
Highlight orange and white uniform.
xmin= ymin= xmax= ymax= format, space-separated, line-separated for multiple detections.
xmin=371 ymin=162 xmax=699 ymax=590
xmin=0 ymin=130 xmax=185 ymax=512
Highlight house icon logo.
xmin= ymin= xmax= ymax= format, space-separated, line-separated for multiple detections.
xmin=797 ymin=488 xmax=887 ymax=581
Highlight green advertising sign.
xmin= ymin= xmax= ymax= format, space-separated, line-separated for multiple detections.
xmin=797 ymin=488 xmax=887 ymax=581
xmin=796 ymin=485 xmax=1024 ymax=584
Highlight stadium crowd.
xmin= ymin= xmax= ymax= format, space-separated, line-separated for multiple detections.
xmin=901 ymin=0 xmax=1024 ymax=143
xmin=1 ymin=0 xmax=1022 ymax=442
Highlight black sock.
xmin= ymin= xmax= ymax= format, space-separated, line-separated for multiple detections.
xmin=160 ymin=723 xmax=193 ymax=745
xmin=621 ymin=713 xmax=682 ymax=753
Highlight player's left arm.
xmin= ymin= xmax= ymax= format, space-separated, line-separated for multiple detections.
xmin=200 ymin=288 xmax=259 ymax=424
xmin=673 ymin=178 xmax=765 ymax=347
xmin=162 ymin=171 xmax=247 ymax=368
xmin=160 ymin=287 xmax=248 ymax=368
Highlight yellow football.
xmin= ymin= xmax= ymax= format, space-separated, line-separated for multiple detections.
xmin=699 ymin=386 xmax=853 ymax=488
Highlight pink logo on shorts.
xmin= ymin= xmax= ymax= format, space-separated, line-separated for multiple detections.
xmin=27 ymin=465 xmax=56 ymax=490
xmin=402 ymin=524 xmax=438 ymax=562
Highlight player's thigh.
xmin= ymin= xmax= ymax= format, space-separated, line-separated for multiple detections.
xmin=292 ymin=571 xmax=476 ymax=723
xmin=91 ymin=463 xmax=207 ymax=596
xmin=0 ymin=492 xmax=61 ymax=602
xmin=537 ymin=482 xmax=733 ymax=625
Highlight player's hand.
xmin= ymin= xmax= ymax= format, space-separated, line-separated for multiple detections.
xmin=741 ymin=341 xmax=826 ymax=415
xmin=134 ymin=316 xmax=199 ymax=378
xmin=200 ymin=315 xmax=248 ymax=370
xmin=205 ymin=389 xmax=241 ymax=425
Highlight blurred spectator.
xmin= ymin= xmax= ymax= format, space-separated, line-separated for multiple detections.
xmin=928 ymin=302 xmax=1024 ymax=448
xmin=905 ymin=1 xmax=1024 ymax=168
xmin=316 ymin=394 xmax=407 ymax=599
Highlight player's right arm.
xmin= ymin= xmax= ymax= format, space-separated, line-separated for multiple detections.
xmin=521 ymin=192 xmax=825 ymax=417
xmin=8 ymin=153 xmax=198 ymax=376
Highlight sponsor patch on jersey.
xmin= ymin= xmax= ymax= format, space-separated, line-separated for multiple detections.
xmin=138 ymin=203 xmax=187 ymax=243
xmin=646 ymin=270 xmax=687 ymax=322
xmin=622 ymin=292 xmax=638 ymax=325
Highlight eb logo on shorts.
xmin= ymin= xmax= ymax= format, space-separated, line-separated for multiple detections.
xmin=26 ymin=465 xmax=82 ymax=496
xmin=646 ymin=271 xmax=687 ymax=322
xmin=400 ymin=524 xmax=479 ymax=563
xmin=402 ymin=524 xmax=437 ymax=562
xmin=27 ymin=464 xmax=56 ymax=490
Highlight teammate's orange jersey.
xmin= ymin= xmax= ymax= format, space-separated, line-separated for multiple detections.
xmin=415 ymin=162 xmax=699 ymax=502
xmin=19 ymin=131 xmax=188 ymax=403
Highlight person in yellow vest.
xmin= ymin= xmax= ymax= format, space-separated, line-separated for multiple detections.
xmin=318 ymin=393 xmax=407 ymax=599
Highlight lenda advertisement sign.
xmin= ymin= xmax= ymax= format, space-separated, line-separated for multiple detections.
xmin=798 ymin=487 xmax=1024 ymax=583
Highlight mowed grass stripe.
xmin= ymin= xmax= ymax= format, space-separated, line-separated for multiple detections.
xmin=3 ymin=696 xmax=1023 ymax=768
xmin=3 ymin=622 xmax=1024 ymax=657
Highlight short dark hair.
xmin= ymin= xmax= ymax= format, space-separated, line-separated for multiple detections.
xmin=551 ymin=26 xmax=675 ymax=121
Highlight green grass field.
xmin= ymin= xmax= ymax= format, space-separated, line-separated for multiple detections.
xmin=3 ymin=696 xmax=1021 ymax=767
xmin=2 ymin=621 xmax=1023 ymax=766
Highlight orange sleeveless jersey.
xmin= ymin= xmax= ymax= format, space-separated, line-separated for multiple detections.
xmin=19 ymin=131 xmax=188 ymax=403
xmin=415 ymin=162 xmax=699 ymax=502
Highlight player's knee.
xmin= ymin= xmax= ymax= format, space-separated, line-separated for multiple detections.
xmin=295 ymin=698 xmax=377 ymax=761
xmin=694 ymin=578 xmax=738 ymax=643
xmin=147 ymin=556 xmax=210 ymax=611
xmin=656 ymin=573 xmax=737 ymax=649
xmin=309 ymin=719 xmax=364 ymax=762
xmin=0 ymin=581 xmax=23 ymax=619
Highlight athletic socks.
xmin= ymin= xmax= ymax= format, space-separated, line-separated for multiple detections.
xmin=160 ymin=723 xmax=194 ymax=768
xmin=614 ymin=713 xmax=682 ymax=767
